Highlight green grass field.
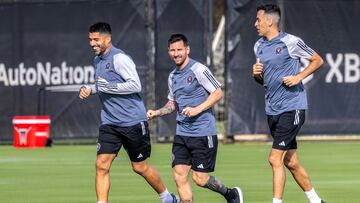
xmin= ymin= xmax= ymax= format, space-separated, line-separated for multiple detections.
xmin=1 ymin=142 xmax=359 ymax=203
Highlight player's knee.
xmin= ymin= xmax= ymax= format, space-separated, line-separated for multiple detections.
xmin=131 ymin=162 xmax=149 ymax=175
xmin=284 ymin=159 xmax=299 ymax=170
xmin=268 ymin=155 xmax=282 ymax=167
xmin=192 ymin=173 xmax=207 ymax=187
xmin=95 ymin=159 xmax=110 ymax=174
xmin=173 ymin=170 xmax=187 ymax=185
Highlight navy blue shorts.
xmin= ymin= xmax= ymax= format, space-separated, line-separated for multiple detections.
xmin=97 ymin=121 xmax=151 ymax=162
xmin=172 ymin=135 xmax=218 ymax=172
xmin=267 ymin=110 xmax=305 ymax=150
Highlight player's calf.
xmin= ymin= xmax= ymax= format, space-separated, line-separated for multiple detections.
xmin=201 ymin=176 xmax=243 ymax=203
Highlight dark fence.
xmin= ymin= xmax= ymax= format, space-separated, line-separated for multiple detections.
xmin=1 ymin=0 xmax=359 ymax=143
xmin=0 ymin=0 xmax=210 ymax=142
xmin=0 ymin=0 xmax=149 ymax=141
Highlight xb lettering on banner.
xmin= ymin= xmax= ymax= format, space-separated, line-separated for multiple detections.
xmin=326 ymin=53 xmax=360 ymax=83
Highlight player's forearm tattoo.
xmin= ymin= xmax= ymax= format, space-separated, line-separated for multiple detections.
xmin=158 ymin=100 xmax=176 ymax=116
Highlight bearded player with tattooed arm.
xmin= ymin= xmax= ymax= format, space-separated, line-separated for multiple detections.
xmin=147 ymin=33 xmax=243 ymax=203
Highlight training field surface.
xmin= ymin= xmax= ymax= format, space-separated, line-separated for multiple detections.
xmin=0 ymin=142 xmax=359 ymax=203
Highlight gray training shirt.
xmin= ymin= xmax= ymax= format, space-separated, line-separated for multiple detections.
xmin=254 ymin=32 xmax=314 ymax=115
xmin=168 ymin=58 xmax=221 ymax=137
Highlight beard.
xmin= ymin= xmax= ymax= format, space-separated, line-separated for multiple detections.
xmin=173 ymin=56 xmax=186 ymax=67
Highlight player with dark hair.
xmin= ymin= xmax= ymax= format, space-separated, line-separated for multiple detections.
xmin=252 ymin=5 xmax=326 ymax=203
xmin=79 ymin=22 xmax=179 ymax=203
xmin=147 ymin=33 xmax=243 ymax=203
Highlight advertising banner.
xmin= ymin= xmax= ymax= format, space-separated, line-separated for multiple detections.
xmin=0 ymin=0 xmax=148 ymax=141
xmin=226 ymin=0 xmax=360 ymax=135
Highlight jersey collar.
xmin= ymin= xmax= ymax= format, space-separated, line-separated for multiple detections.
xmin=175 ymin=58 xmax=196 ymax=72
xmin=99 ymin=46 xmax=114 ymax=60
xmin=263 ymin=31 xmax=285 ymax=43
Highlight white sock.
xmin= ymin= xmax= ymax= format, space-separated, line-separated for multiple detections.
xmin=159 ymin=188 xmax=170 ymax=198
xmin=305 ymin=188 xmax=322 ymax=203
xmin=97 ymin=201 xmax=105 ymax=203
xmin=273 ymin=198 xmax=283 ymax=203
xmin=160 ymin=189 xmax=173 ymax=203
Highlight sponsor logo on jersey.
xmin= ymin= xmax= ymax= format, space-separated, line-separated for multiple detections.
xmin=187 ymin=75 xmax=192 ymax=83
xmin=276 ymin=47 xmax=282 ymax=55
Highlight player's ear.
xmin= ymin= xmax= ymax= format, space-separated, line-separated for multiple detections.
xmin=105 ymin=35 xmax=112 ymax=44
xmin=186 ymin=46 xmax=190 ymax=55
xmin=167 ymin=48 xmax=172 ymax=56
xmin=265 ymin=15 xmax=273 ymax=27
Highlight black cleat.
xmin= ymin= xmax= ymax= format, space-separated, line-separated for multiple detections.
xmin=225 ymin=187 xmax=243 ymax=203
xmin=321 ymin=200 xmax=326 ymax=203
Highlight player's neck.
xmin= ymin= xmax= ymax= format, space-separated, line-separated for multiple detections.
xmin=265 ymin=29 xmax=280 ymax=41
xmin=178 ymin=57 xmax=190 ymax=70
xmin=103 ymin=44 xmax=112 ymax=55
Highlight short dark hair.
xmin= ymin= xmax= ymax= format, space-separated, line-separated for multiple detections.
xmin=89 ymin=22 xmax=112 ymax=35
xmin=168 ymin=34 xmax=188 ymax=47
xmin=257 ymin=4 xmax=281 ymax=19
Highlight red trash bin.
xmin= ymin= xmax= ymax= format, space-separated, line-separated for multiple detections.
xmin=12 ymin=116 xmax=51 ymax=148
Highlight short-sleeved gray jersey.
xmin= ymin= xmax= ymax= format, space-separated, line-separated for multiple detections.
xmin=168 ymin=59 xmax=221 ymax=137
xmin=254 ymin=32 xmax=314 ymax=115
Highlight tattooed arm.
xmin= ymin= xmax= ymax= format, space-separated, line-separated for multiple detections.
xmin=147 ymin=100 xmax=176 ymax=120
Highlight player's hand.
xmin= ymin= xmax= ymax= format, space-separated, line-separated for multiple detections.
xmin=97 ymin=77 xmax=109 ymax=87
xmin=147 ymin=110 xmax=160 ymax=120
xmin=79 ymin=86 xmax=91 ymax=99
xmin=252 ymin=58 xmax=263 ymax=77
xmin=181 ymin=107 xmax=201 ymax=117
xmin=283 ymin=75 xmax=302 ymax=87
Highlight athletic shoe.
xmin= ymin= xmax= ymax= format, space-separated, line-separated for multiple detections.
xmin=321 ymin=200 xmax=326 ymax=203
xmin=170 ymin=193 xmax=180 ymax=203
xmin=225 ymin=187 xmax=243 ymax=203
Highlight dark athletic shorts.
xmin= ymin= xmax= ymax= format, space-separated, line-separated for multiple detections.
xmin=172 ymin=135 xmax=218 ymax=172
xmin=267 ymin=110 xmax=305 ymax=150
xmin=97 ymin=121 xmax=151 ymax=162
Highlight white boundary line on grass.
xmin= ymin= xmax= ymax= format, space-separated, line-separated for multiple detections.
xmin=223 ymin=134 xmax=360 ymax=141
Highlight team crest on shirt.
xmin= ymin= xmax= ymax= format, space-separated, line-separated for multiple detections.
xmin=105 ymin=63 xmax=111 ymax=69
xmin=187 ymin=76 xmax=193 ymax=83
xmin=275 ymin=47 xmax=282 ymax=55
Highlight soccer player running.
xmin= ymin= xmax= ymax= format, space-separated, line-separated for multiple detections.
xmin=252 ymin=4 xmax=326 ymax=203
xmin=147 ymin=34 xmax=243 ymax=203
xmin=79 ymin=22 xmax=178 ymax=203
